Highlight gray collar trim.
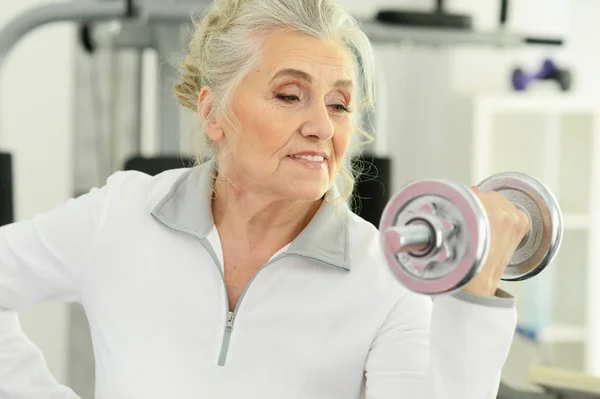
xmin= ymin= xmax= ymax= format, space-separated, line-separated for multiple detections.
xmin=150 ymin=160 xmax=350 ymax=271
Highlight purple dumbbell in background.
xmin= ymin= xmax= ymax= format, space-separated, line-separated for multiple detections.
xmin=512 ymin=59 xmax=572 ymax=92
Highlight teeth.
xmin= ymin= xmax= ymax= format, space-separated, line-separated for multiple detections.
xmin=291 ymin=154 xmax=325 ymax=162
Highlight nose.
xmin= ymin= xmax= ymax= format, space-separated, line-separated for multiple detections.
xmin=299 ymin=102 xmax=334 ymax=142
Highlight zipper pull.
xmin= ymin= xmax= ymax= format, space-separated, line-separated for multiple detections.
xmin=226 ymin=311 xmax=234 ymax=332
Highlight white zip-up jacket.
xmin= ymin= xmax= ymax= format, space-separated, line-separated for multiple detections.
xmin=0 ymin=161 xmax=517 ymax=398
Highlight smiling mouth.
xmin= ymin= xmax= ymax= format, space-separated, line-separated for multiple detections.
xmin=288 ymin=154 xmax=326 ymax=162
xmin=287 ymin=154 xmax=327 ymax=170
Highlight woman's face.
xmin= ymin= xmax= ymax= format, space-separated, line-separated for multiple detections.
xmin=203 ymin=30 xmax=355 ymax=201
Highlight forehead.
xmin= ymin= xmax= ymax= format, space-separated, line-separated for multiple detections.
xmin=259 ymin=31 xmax=354 ymax=83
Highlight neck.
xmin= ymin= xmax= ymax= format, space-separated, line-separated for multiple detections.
xmin=211 ymin=175 xmax=322 ymax=252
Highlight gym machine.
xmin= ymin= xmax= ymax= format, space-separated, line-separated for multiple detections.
xmin=0 ymin=1 xmax=131 ymax=227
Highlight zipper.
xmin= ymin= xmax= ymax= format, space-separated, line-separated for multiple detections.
xmin=193 ymin=237 xmax=237 ymax=367
xmin=149 ymin=217 xmax=281 ymax=367
xmin=213 ymin=251 xmax=347 ymax=365
xmin=214 ymin=254 xmax=285 ymax=366
xmin=218 ymin=311 xmax=235 ymax=366
xmin=149 ymin=216 xmax=345 ymax=366
xmin=226 ymin=311 xmax=234 ymax=331
xmin=149 ymin=216 xmax=237 ymax=366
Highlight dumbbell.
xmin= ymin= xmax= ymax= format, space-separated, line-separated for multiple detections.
xmin=379 ymin=172 xmax=563 ymax=295
xmin=512 ymin=59 xmax=572 ymax=92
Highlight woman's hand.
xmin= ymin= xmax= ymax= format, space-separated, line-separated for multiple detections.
xmin=462 ymin=186 xmax=531 ymax=297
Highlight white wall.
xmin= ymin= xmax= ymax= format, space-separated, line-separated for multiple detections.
xmin=0 ymin=0 xmax=75 ymax=385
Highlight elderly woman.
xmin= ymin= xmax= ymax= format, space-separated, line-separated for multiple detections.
xmin=0 ymin=0 xmax=529 ymax=398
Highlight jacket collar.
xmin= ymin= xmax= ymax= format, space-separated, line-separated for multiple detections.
xmin=150 ymin=160 xmax=350 ymax=271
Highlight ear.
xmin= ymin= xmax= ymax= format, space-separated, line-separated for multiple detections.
xmin=198 ymin=86 xmax=225 ymax=142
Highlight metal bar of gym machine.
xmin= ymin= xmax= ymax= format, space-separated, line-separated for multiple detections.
xmin=137 ymin=3 xmax=563 ymax=46
xmin=0 ymin=1 xmax=129 ymax=145
xmin=0 ymin=1 xmax=128 ymax=226
xmin=0 ymin=1 xmax=129 ymax=76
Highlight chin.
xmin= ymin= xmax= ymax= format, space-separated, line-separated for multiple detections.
xmin=281 ymin=181 xmax=329 ymax=202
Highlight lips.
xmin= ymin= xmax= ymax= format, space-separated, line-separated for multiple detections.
xmin=289 ymin=154 xmax=325 ymax=162
xmin=287 ymin=153 xmax=327 ymax=170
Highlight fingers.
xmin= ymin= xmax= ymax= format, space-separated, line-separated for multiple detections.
xmin=463 ymin=182 xmax=540 ymax=296
xmin=471 ymin=186 xmax=531 ymax=239
xmin=514 ymin=207 xmax=531 ymax=234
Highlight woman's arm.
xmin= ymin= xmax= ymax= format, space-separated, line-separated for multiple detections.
xmin=366 ymin=185 xmax=526 ymax=398
xmin=0 ymin=183 xmax=108 ymax=308
xmin=0 ymin=179 xmax=112 ymax=398
xmin=0 ymin=311 xmax=81 ymax=398
xmin=364 ymin=290 xmax=517 ymax=399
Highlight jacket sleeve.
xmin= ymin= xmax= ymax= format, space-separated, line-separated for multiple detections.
xmin=0 ymin=177 xmax=114 ymax=398
xmin=364 ymin=288 xmax=517 ymax=399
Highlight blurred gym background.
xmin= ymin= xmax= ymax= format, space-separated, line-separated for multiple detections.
xmin=0 ymin=0 xmax=599 ymax=397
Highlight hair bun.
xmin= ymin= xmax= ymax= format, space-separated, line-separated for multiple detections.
xmin=203 ymin=0 xmax=246 ymax=33
xmin=174 ymin=0 xmax=247 ymax=112
xmin=174 ymin=55 xmax=203 ymax=112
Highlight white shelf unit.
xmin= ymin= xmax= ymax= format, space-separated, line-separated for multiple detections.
xmin=445 ymin=93 xmax=600 ymax=376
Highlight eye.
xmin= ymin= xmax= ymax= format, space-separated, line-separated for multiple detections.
xmin=329 ymin=104 xmax=351 ymax=113
xmin=276 ymin=93 xmax=300 ymax=102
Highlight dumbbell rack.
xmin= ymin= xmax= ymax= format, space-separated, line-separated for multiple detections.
xmin=445 ymin=92 xmax=600 ymax=378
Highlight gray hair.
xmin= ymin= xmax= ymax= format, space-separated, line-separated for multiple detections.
xmin=174 ymin=0 xmax=376 ymax=205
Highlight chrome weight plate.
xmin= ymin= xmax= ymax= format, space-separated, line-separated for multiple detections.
xmin=477 ymin=172 xmax=563 ymax=281
xmin=379 ymin=179 xmax=491 ymax=295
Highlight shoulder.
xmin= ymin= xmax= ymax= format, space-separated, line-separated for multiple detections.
xmin=345 ymin=212 xmax=406 ymax=294
xmin=346 ymin=212 xmax=387 ymax=271
xmin=345 ymin=211 xmax=433 ymax=318
xmin=102 ymin=167 xmax=194 ymax=211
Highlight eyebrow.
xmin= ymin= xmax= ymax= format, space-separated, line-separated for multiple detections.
xmin=269 ymin=68 xmax=353 ymax=89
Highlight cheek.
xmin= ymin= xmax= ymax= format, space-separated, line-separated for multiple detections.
xmin=234 ymin=102 xmax=288 ymax=154
xmin=332 ymin=125 xmax=353 ymax=160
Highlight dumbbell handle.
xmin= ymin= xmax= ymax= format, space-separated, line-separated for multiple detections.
xmin=384 ymin=223 xmax=434 ymax=254
xmin=385 ymin=207 xmax=527 ymax=257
